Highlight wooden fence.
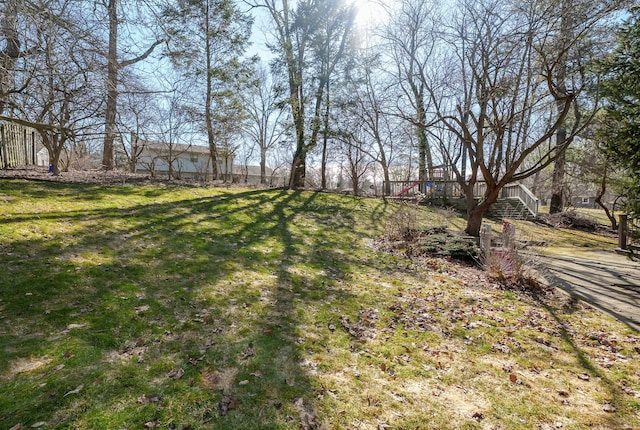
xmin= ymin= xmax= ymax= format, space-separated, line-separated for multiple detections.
xmin=0 ymin=123 xmax=41 ymax=169
xmin=618 ymin=214 xmax=640 ymax=252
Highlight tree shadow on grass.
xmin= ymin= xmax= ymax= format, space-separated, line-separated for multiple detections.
xmin=527 ymin=287 xmax=635 ymax=430
xmin=0 ymin=182 xmax=386 ymax=429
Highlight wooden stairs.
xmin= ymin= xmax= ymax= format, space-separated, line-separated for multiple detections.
xmin=487 ymin=198 xmax=537 ymax=221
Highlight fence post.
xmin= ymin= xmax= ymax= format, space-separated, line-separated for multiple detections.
xmin=23 ymin=128 xmax=28 ymax=165
xmin=480 ymin=223 xmax=492 ymax=256
xmin=1 ymin=125 xmax=7 ymax=169
xmin=503 ymin=221 xmax=515 ymax=249
xmin=31 ymin=131 xmax=36 ymax=165
xmin=619 ymin=214 xmax=628 ymax=250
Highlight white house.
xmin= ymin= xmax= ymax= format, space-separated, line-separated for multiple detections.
xmin=135 ymin=139 xmax=233 ymax=180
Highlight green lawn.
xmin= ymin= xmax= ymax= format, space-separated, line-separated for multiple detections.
xmin=1 ymin=180 xmax=638 ymax=429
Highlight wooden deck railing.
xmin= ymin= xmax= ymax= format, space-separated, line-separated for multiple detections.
xmin=383 ymin=180 xmax=539 ymax=218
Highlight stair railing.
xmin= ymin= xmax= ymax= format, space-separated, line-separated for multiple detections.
xmin=500 ymin=183 xmax=539 ymax=218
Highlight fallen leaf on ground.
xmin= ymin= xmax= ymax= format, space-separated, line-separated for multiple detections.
xmin=294 ymin=398 xmax=318 ymax=430
xmin=63 ymin=384 xmax=83 ymax=397
xmin=472 ymin=412 xmax=484 ymax=421
xmin=218 ymin=395 xmax=239 ymax=416
xmin=135 ymin=305 xmax=150 ymax=314
xmin=202 ymin=367 xmax=238 ymax=391
xmin=137 ymin=394 xmax=161 ymax=404
xmin=241 ymin=345 xmax=255 ymax=360
xmin=144 ymin=421 xmax=161 ymax=428
xmin=188 ymin=354 xmax=205 ymax=366
xmin=491 ymin=343 xmax=510 ymax=354
xmin=268 ymin=399 xmax=283 ymax=409
xmin=168 ymin=368 xmax=185 ymax=380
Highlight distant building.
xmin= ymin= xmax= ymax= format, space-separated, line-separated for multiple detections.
xmin=571 ymin=195 xmax=597 ymax=209
xmin=232 ymin=164 xmax=285 ymax=187
xmin=135 ymin=139 xmax=233 ymax=180
xmin=569 ymin=184 xmax=600 ymax=209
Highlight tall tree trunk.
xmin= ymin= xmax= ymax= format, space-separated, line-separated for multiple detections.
xmin=288 ymin=81 xmax=306 ymax=188
xmin=416 ymin=109 xmax=432 ymax=181
xmin=413 ymin=84 xmax=432 ymax=182
xmin=549 ymin=135 xmax=566 ymax=213
xmin=204 ymin=0 xmax=219 ymax=181
xmin=465 ymin=186 xmax=500 ymax=236
xmin=168 ymin=145 xmax=174 ymax=179
xmin=549 ymin=0 xmax=571 ymax=214
xmin=321 ymin=80 xmax=330 ymax=189
xmin=302 ymin=71 xmax=329 ymax=189
xmin=0 ymin=0 xmax=20 ymax=116
xmin=130 ymin=132 xmax=138 ymax=173
xmin=260 ymin=146 xmax=267 ymax=184
xmin=289 ymin=146 xmax=306 ymax=188
xmin=101 ymin=0 xmax=163 ymax=171
xmin=102 ymin=0 xmax=118 ymax=170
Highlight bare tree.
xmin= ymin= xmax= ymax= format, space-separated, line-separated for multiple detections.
xmin=427 ymin=0 xmax=606 ymax=236
xmin=116 ymin=76 xmax=163 ymax=172
xmin=101 ymin=0 xmax=164 ymax=170
xmin=338 ymin=50 xmax=407 ymax=195
xmin=242 ymin=64 xmax=289 ymax=184
xmin=8 ymin=0 xmax=103 ymax=175
xmin=382 ymin=0 xmax=440 ymax=182
xmin=310 ymin=0 xmax=356 ymax=189
xmin=251 ymin=0 xmax=355 ymax=188
xmin=546 ymin=0 xmax=625 ymax=213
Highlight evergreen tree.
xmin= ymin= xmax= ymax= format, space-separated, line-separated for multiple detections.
xmin=163 ymin=0 xmax=253 ymax=180
xmin=598 ymin=7 xmax=640 ymax=219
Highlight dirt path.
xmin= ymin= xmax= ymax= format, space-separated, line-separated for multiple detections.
xmin=539 ymin=250 xmax=640 ymax=332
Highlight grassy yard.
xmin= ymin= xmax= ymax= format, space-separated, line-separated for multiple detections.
xmin=0 ymin=180 xmax=638 ymax=429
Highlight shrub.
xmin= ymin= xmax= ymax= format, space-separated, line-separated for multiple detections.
xmin=381 ymin=205 xmax=480 ymax=263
